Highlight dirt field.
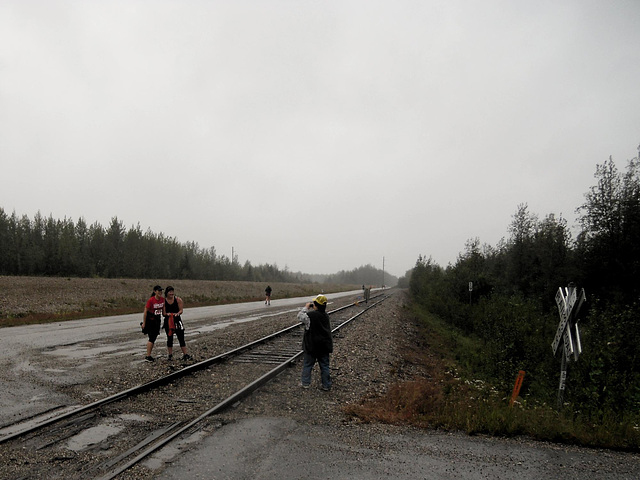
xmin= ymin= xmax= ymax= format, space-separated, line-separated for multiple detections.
xmin=0 ymin=276 xmax=358 ymax=325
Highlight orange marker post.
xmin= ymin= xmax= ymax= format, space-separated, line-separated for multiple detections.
xmin=509 ymin=370 xmax=526 ymax=407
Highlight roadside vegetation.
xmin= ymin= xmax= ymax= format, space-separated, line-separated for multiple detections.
xmin=348 ymin=146 xmax=640 ymax=450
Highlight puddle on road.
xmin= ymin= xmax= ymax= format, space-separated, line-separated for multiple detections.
xmin=67 ymin=423 xmax=124 ymax=451
xmin=194 ymin=311 xmax=295 ymax=333
xmin=144 ymin=428 xmax=209 ymax=470
xmin=43 ymin=344 xmax=135 ymax=359
xmin=191 ymin=308 xmax=298 ymax=334
xmin=196 ymin=316 xmax=259 ymax=333
xmin=66 ymin=414 xmax=149 ymax=451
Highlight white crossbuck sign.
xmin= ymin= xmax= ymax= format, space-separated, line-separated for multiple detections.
xmin=552 ymin=285 xmax=586 ymax=361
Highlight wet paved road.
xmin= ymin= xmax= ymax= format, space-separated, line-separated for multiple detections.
xmin=157 ymin=417 xmax=640 ymax=480
xmin=0 ymin=290 xmax=364 ymax=361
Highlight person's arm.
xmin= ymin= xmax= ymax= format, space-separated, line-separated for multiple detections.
xmin=142 ymin=306 xmax=148 ymax=328
xmin=297 ymin=303 xmax=312 ymax=330
xmin=177 ymin=297 xmax=184 ymax=316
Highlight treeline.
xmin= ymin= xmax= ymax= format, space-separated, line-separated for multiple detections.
xmin=303 ymin=264 xmax=397 ymax=287
xmin=0 ymin=212 xmax=302 ymax=283
xmin=0 ymin=209 xmax=388 ymax=286
xmin=406 ymin=147 xmax=640 ymax=420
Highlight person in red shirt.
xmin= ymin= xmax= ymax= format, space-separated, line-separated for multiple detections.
xmin=141 ymin=285 xmax=165 ymax=361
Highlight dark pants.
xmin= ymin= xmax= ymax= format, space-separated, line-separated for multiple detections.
xmin=166 ymin=328 xmax=186 ymax=348
xmin=301 ymin=351 xmax=331 ymax=388
xmin=146 ymin=319 xmax=161 ymax=343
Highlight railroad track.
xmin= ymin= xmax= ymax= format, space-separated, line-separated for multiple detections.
xmin=0 ymin=291 xmax=393 ymax=479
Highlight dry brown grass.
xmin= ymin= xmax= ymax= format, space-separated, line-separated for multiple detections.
xmin=0 ymin=276 xmax=358 ymax=327
xmin=341 ymin=299 xmax=461 ymax=426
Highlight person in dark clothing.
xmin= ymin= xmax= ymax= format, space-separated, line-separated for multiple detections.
xmin=163 ymin=286 xmax=191 ymax=361
xmin=265 ymin=285 xmax=272 ymax=305
xmin=297 ymin=294 xmax=333 ymax=390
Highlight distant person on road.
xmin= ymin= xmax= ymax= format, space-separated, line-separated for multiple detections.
xmin=265 ymin=285 xmax=272 ymax=305
xmin=142 ymin=285 xmax=164 ymax=362
xmin=297 ymin=294 xmax=333 ymax=391
xmin=163 ymin=286 xmax=192 ymax=362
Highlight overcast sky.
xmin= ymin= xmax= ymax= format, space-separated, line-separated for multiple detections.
xmin=1 ymin=1 xmax=639 ymax=278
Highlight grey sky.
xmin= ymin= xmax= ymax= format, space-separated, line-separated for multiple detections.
xmin=1 ymin=1 xmax=639 ymax=278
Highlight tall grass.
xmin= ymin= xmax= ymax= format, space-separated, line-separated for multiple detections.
xmin=343 ymin=302 xmax=640 ymax=451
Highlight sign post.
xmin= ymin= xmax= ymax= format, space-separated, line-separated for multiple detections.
xmin=552 ymin=283 xmax=586 ymax=409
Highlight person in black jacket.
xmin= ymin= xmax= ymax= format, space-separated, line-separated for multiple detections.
xmin=265 ymin=285 xmax=272 ymax=305
xmin=163 ymin=286 xmax=192 ymax=362
xmin=297 ymin=294 xmax=333 ymax=391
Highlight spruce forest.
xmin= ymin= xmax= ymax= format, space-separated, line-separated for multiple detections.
xmin=0 ymin=213 xmax=395 ymax=286
xmin=405 ymin=148 xmax=640 ymax=431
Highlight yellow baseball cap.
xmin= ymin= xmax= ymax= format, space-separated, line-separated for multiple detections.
xmin=313 ymin=294 xmax=328 ymax=305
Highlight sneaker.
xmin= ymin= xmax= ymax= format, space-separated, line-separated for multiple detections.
xmin=301 ymin=383 xmax=310 ymax=389
xmin=182 ymin=354 xmax=192 ymax=361
xmin=145 ymin=356 xmax=155 ymax=362
xmin=167 ymin=354 xmax=173 ymax=361
xmin=319 ymin=385 xmax=331 ymax=391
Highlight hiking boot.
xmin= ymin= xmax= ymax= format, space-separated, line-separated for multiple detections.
xmin=182 ymin=354 xmax=192 ymax=361
xmin=167 ymin=354 xmax=173 ymax=361
xmin=145 ymin=356 xmax=155 ymax=362
xmin=319 ymin=385 xmax=331 ymax=392
xmin=301 ymin=383 xmax=310 ymax=389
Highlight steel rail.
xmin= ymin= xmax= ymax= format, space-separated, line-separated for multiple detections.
xmin=97 ymin=293 xmax=392 ymax=480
